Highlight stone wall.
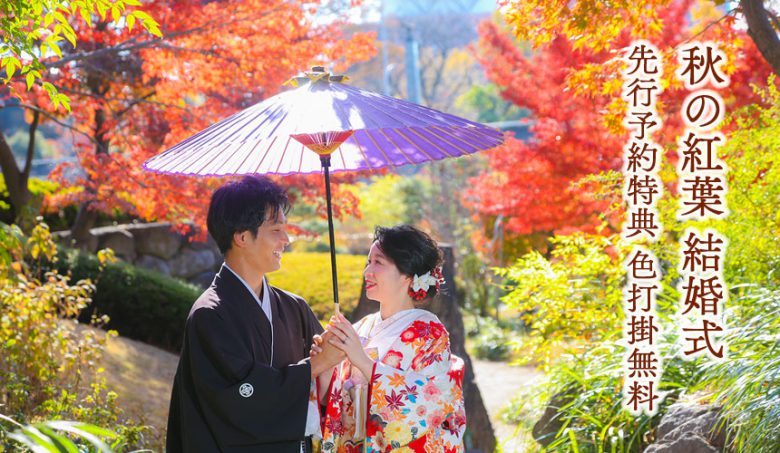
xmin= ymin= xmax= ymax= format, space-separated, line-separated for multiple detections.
xmin=54 ymin=222 xmax=222 ymax=288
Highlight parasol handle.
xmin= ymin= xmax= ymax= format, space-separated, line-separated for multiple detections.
xmin=320 ymin=155 xmax=340 ymax=318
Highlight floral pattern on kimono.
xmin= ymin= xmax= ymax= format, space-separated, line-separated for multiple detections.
xmin=319 ymin=311 xmax=466 ymax=453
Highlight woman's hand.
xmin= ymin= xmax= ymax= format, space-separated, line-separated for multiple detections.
xmin=327 ymin=314 xmax=374 ymax=380
xmin=310 ymin=334 xmax=323 ymax=357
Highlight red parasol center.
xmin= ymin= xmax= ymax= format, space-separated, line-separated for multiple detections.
xmin=291 ymin=130 xmax=355 ymax=156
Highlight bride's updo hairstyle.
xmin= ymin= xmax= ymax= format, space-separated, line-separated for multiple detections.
xmin=373 ymin=225 xmax=444 ymax=300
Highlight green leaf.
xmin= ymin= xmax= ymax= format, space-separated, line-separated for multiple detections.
xmin=57 ymin=94 xmax=72 ymax=112
xmin=79 ymin=7 xmax=93 ymax=27
xmin=19 ymin=425 xmax=60 ymax=453
xmin=53 ymin=11 xmax=68 ymax=26
xmin=45 ymin=37 xmax=63 ymax=58
xmin=36 ymin=426 xmax=80 ymax=453
xmin=6 ymin=432 xmax=45 ymax=452
xmin=96 ymin=1 xmax=109 ymax=19
xmin=64 ymin=422 xmax=117 ymax=439
xmin=146 ymin=23 xmax=162 ymax=37
xmin=0 ymin=414 xmax=24 ymax=429
xmin=43 ymin=421 xmax=115 ymax=452
xmin=6 ymin=58 xmax=18 ymax=79
xmin=126 ymin=14 xmax=135 ymax=31
xmin=61 ymin=26 xmax=77 ymax=47
xmin=131 ymin=10 xmax=154 ymax=22
xmin=44 ymin=12 xmax=55 ymax=28
xmin=25 ymin=72 xmax=35 ymax=89
xmin=42 ymin=82 xmax=57 ymax=95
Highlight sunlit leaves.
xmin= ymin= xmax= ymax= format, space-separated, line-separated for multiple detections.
xmin=694 ymin=287 xmax=780 ymax=453
xmin=34 ymin=0 xmax=375 ymax=239
xmin=468 ymin=1 xmax=773 ymax=240
xmin=496 ymin=234 xmax=627 ymax=369
xmin=713 ymin=77 xmax=780 ymax=286
xmin=500 ymin=0 xmax=673 ymax=51
xmin=0 ymin=220 xmax=123 ymax=438
xmin=1 ymin=417 xmax=119 ymax=453
xmin=0 ymin=0 xmax=163 ymax=111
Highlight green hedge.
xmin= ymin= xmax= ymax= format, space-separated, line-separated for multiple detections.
xmin=267 ymin=252 xmax=366 ymax=319
xmin=55 ymin=249 xmax=200 ymax=353
xmin=48 ymin=250 xmax=364 ymax=353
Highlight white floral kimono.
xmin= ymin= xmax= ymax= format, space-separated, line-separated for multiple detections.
xmin=313 ymin=309 xmax=466 ymax=453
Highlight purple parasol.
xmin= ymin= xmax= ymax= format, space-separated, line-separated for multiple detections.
xmin=144 ymin=67 xmax=504 ymax=311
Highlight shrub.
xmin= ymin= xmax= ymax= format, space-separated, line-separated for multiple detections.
xmin=509 ymin=336 xmax=701 ymax=452
xmin=497 ymin=234 xmax=627 ymax=369
xmin=0 ymin=221 xmax=147 ymax=451
xmin=495 ymin=233 xmax=697 ymax=451
xmin=496 ymin=230 xmax=780 ymax=452
xmin=43 ymin=250 xmax=361 ymax=353
xmin=694 ymin=286 xmax=780 ymax=453
xmin=50 ymin=249 xmax=202 ymax=353
xmin=714 ymin=79 xmax=780 ymax=286
xmin=267 ymin=252 xmax=366 ymax=319
xmin=49 ymin=250 xmax=364 ymax=352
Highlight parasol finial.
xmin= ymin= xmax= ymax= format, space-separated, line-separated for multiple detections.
xmin=283 ymin=66 xmax=350 ymax=87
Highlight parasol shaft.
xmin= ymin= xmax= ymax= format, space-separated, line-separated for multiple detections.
xmin=321 ymin=156 xmax=340 ymax=316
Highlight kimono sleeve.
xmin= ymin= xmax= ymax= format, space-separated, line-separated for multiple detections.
xmin=366 ymin=320 xmax=467 ymax=452
xmin=188 ymin=307 xmax=311 ymax=448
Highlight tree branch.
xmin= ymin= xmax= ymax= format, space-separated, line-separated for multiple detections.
xmin=15 ymin=103 xmax=99 ymax=145
xmin=114 ymin=90 xmax=156 ymax=117
xmin=153 ymin=42 xmax=241 ymax=65
xmin=667 ymin=8 xmax=738 ymax=57
xmin=40 ymin=7 xmax=282 ymax=70
xmin=770 ymin=10 xmax=780 ymax=32
xmin=54 ymin=84 xmax=194 ymax=117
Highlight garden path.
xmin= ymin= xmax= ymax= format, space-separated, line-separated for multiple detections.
xmin=472 ymin=359 xmax=543 ymax=452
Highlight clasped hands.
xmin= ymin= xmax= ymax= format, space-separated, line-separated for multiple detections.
xmin=309 ymin=314 xmax=374 ymax=380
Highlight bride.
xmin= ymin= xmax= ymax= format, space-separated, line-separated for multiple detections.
xmin=312 ymin=225 xmax=466 ymax=452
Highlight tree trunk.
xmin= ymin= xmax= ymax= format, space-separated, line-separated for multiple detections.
xmin=0 ymin=111 xmax=39 ymax=224
xmin=69 ymin=203 xmax=99 ymax=246
xmin=741 ymin=0 xmax=780 ymax=76
xmin=349 ymin=244 xmax=497 ymax=453
xmin=71 ymin=105 xmax=108 ymax=244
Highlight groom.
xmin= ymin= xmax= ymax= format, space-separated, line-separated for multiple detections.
xmin=166 ymin=175 xmax=343 ymax=453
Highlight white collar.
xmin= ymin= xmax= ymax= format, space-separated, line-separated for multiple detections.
xmin=222 ymin=263 xmax=272 ymax=321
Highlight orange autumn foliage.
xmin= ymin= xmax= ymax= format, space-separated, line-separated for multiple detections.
xmin=19 ymin=0 xmax=375 ymax=237
xmin=465 ymin=0 xmax=773 ymax=239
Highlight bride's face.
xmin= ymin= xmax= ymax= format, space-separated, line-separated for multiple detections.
xmin=363 ymin=241 xmax=411 ymax=303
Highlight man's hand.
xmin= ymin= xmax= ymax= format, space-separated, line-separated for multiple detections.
xmin=310 ymin=329 xmax=344 ymax=377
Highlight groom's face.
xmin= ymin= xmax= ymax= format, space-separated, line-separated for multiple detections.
xmin=244 ymin=209 xmax=289 ymax=275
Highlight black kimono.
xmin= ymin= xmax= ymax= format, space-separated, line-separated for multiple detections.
xmin=166 ymin=265 xmax=324 ymax=453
